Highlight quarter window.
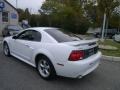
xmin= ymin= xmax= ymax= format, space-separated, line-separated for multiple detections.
xmin=32 ymin=31 xmax=41 ymax=41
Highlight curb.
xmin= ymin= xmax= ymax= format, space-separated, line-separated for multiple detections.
xmin=102 ymin=55 xmax=120 ymax=62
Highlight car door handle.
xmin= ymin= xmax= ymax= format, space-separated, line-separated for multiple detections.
xmin=25 ymin=44 xmax=34 ymax=50
xmin=25 ymin=44 xmax=30 ymax=47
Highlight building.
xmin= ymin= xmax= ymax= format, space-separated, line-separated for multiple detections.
xmin=0 ymin=0 xmax=19 ymax=35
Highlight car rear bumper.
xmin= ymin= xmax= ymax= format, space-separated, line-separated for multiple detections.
xmin=56 ymin=51 xmax=102 ymax=78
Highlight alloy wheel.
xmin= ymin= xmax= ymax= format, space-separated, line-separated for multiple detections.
xmin=38 ymin=59 xmax=50 ymax=78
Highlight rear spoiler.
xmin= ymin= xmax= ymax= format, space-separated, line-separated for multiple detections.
xmin=62 ymin=39 xmax=99 ymax=46
xmin=72 ymin=39 xmax=98 ymax=46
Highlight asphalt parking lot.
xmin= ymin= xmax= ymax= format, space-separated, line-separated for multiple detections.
xmin=0 ymin=43 xmax=120 ymax=90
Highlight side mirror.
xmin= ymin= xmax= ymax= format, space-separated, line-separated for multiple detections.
xmin=12 ymin=36 xmax=17 ymax=39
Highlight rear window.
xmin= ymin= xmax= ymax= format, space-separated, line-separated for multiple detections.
xmin=45 ymin=29 xmax=81 ymax=42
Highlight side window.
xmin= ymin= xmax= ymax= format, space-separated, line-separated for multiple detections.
xmin=17 ymin=31 xmax=32 ymax=40
xmin=17 ymin=30 xmax=41 ymax=41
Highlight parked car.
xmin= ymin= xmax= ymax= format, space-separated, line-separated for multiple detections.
xmin=113 ymin=34 xmax=120 ymax=42
xmin=2 ymin=25 xmax=23 ymax=37
xmin=3 ymin=27 xmax=102 ymax=80
xmin=94 ymin=29 xmax=120 ymax=39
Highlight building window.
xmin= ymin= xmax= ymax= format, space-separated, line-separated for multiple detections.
xmin=2 ymin=12 xmax=8 ymax=22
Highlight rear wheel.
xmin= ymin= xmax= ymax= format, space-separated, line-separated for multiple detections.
xmin=37 ymin=56 xmax=56 ymax=80
xmin=3 ymin=42 xmax=10 ymax=56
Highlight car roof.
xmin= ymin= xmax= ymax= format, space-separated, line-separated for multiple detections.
xmin=26 ymin=27 xmax=58 ymax=32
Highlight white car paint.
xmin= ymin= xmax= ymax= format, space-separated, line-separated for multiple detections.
xmin=3 ymin=27 xmax=102 ymax=78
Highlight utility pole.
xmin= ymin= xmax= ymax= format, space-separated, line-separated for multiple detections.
xmin=16 ymin=0 xmax=18 ymax=8
xmin=101 ymin=12 xmax=106 ymax=42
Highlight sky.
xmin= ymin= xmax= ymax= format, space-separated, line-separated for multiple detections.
xmin=7 ymin=0 xmax=45 ymax=13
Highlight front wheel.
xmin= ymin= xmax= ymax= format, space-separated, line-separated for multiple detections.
xmin=37 ymin=56 xmax=56 ymax=80
xmin=3 ymin=42 xmax=11 ymax=56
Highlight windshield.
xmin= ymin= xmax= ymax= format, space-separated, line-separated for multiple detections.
xmin=45 ymin=29 xmax=81 ymax=42
xmin=8 ymin=25 xmax=23 ymax=31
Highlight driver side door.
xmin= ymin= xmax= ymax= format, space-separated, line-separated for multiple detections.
xmin=10 ymin=30 xmax=34 ymax=61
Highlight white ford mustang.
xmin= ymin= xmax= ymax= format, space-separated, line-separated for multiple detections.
xmin=3 ymin=27 xmax=102 ymax=80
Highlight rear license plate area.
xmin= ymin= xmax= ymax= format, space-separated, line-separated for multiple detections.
xmin=88 ymin=48 xmax=94 ymax=56
xmin=84 ymin=46 xmax=98 ymax=58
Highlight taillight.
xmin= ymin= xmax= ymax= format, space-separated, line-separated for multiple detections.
xmin=69 ymin=50 xmax=84 ymax=61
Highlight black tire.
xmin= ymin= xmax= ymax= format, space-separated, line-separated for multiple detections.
xmin=3 ymin=42 xmax=11 ymax=56
xmin=37 ymin=56 xmax=56 ymax=80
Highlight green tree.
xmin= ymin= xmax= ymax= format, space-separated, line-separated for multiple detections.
xmin=97 ymin=0 xmax=120 ymax=29
xmin=84 ymin=2 xmax=103 ymax=28
xmin=109 ymin=13 xmax=120 ymax=29
xmin=17 ymin=8 xmax=25 ymax=21
xmin=40 ymin=0 xmax=90 ymax=34
xmin=24 ymin=8 xmax=31 ymax=22
xmin=84 ymin=0 xmax=120 ymax=29
xmin=17 ymin=8 xmax=31 ymax=22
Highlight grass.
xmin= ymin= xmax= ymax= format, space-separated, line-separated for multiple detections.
xmin=99 ymin=39 xmax=120 ymax=57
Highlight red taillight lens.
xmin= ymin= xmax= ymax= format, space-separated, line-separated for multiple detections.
xmin=69 ymin=50 xmax=84 ymax=61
